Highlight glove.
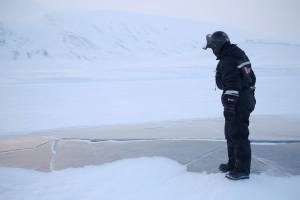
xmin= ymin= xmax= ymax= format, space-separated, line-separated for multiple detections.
xmin=222 ymin=91 xmax=239 ymax=121
xmin=215 ymin=71 xmax=224 ymax=90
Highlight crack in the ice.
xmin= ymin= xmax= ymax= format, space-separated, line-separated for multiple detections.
xmin=49 ymin=139 xmax=59 ymax=171
xmin=253 ymin=155 xmax=291 ymax=176
xmin=60 ymin=137 xmax=300 ymax=145
xmin=61 ymin=137 xmax=226 ymax=143
xmin=0 ymin=147 xmax=36 ymax=154
xmin=0 ymin=140 xmax=52 ymax=154
xmin=183 ymin=146 xmax=225 ymax=167
xmin=36 ymin=140 xmax=52 ymax=148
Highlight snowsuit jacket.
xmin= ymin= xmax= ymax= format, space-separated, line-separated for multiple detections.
xmin=215 ymin=43 xmax=256 ymax=93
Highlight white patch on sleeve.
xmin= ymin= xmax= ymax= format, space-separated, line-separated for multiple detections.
xmin=224 ymin=90 xmax=239 ymax=96
xmin=237 ymin=61 xmax=251 ymax=69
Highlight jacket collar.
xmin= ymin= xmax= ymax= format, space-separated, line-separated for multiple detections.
xmin=216 ymin=43 xmax=237 ymax=60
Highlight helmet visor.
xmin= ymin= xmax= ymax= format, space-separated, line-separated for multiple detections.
xmin=202 ymin=34 xmax=213 ymax=50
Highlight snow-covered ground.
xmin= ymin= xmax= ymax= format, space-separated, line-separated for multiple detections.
xmin=1 ymin=41 xmax=300 ymax=135
xmin=1 ymin=157 xmax=300 ymax=200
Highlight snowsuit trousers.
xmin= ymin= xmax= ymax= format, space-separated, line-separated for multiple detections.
xmin=224 ymin=88 xmax=256 ymax=174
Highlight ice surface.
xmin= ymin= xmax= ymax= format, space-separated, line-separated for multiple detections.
xmin=0 ymin=157 xmax=299 ymax=200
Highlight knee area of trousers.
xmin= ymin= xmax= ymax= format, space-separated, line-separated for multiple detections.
xmin=232 ymin=138 xmax=250 ymax=146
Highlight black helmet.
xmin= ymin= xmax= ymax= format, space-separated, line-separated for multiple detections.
xmin=203 ymin=31 xmax=230 ymax=54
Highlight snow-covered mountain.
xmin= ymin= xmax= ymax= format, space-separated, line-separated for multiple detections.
xmin=0 ymin=10 xmax=201 ymax=61
xmin=0 ymin=6 xmax=249 ymax=63
xmin=2 ymin=1 xmax=299 ymax=64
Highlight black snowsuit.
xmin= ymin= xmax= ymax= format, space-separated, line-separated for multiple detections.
xmin=215 ymin=43 xmax=256 ymax=174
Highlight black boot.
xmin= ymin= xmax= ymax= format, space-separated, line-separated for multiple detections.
xmin=219 ymin=163 xmax=234 ymax=173
xmin=225 ymin=170 xmax=249 ymax=180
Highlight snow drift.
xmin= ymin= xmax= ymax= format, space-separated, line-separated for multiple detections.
xmin=1 ymin=157 xmax=299 ymax=200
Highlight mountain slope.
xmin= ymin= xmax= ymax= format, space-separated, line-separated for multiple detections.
xmin=0 ymin=10 xmax=221 ymax=62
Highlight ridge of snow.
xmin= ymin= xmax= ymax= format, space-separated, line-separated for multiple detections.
xmin=1 ymin=157 xmax=299 ymax=200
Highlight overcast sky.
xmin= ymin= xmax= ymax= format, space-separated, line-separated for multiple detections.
xmin=2 ymin=0 xmax=300 ymax=42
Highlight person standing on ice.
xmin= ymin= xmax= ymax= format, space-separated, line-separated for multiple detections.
xmin=203 ymin=31 xmax=256 ymax=180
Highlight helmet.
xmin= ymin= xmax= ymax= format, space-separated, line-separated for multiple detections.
xmin=203 ymin=31 xmax=230 ymax=54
